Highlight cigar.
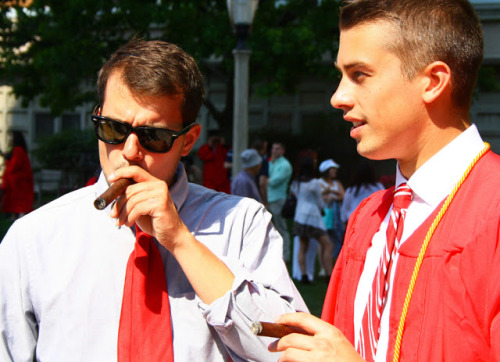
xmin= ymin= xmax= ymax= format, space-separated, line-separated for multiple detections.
xmin=251 ymin=321 xmax=311 ymax=339
xmin=94 ymin=178 xmax=134 ymax=210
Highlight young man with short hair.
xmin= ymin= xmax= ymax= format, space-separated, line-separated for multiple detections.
xmin=270 ymin=0 xmax=500 ymax=360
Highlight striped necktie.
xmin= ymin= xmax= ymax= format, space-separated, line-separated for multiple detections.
xmin=357 ymin=183 xmax=412 ymax=361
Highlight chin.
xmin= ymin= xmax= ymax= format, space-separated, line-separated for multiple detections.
xmin=356 ymin=143 xmax=387 ymax=161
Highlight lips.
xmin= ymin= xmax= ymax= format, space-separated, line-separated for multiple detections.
xmin=345 ymin=117 xmax=366 ymax=139
xmin=352 ymin=121 xmax=366 ymax=129
xmin=346 ymin=116 xmax=367 ymax=130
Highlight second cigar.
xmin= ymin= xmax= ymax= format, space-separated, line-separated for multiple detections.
xmin=94 ymin=178 xmax=134 ymax=210
xmin=251 ymin=321 xmax=312 ymax=339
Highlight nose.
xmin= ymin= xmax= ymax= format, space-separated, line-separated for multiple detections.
xmin=122 ymin=132 xmax=144 ymax=162
xmin=330 ymin=80 xmax=353 ymax=112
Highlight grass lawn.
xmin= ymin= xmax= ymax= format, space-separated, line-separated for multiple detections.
xmin=284 ymin=220 xmax=331 ymax=317
xmin=292 ymin=274 xmax=329 ymax=317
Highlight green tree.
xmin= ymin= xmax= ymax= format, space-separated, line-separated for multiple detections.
xmin=0 ymin=0 xmax=341 ymax=138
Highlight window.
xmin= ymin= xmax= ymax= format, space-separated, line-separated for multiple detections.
xmin=62 ymin=114 xmax=80 ymax=131
xmin=34 ymin=113 xmax=55 ymax=143
xmin=269 ymin=113 xmax=292 ymax=132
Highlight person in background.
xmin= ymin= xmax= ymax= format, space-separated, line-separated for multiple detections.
xmin=270 ymin=0 xmax=500 ymax=360
xmin=0 ymin=39 xmax=307 ymax=361
xmin=85 ymin=168 xmax=101 ymax=186
xmin=231 ymin=148 xmax=263 ymax=203
xmin=291 ymin=149 xmax=320 ymax=283
xmin=1 ymin=130 xmax=34 ymax=220
xmin=197 ymin=130 xmax=231 ymax=193
xmin=267 ymin=141 xmax=293 ymax=262
xmin=224 ymin=144 xmax=233 ymax=183
xmin=292 ymin=155 xmax=334 ymax=284
xmin=318 ymin=158 xmax=345 ymax=262
xmin=341 ymin=160 xmax=384 ymax=224
xmin=251 ymin=138 xmax=269 ymax=207
xmin=181 ymin=155 xmax=203 ymax=185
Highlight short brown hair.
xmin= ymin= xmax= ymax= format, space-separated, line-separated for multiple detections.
xmin=97 ymin=39 xmax=205 ymax=126
xmin=339 ymin=0 xmax=483 ymax=109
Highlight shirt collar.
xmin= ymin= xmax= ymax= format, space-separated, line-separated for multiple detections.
xmin=271 ymin=156 xmax=283 ymax=164
xmin=169 ymin=163 xmax=189 ymax=211
xmin=395 ymin=124 xmax=485 ymax=208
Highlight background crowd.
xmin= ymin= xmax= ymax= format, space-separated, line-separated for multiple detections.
xmin=203 ymin=138 xmax=392 ymax=284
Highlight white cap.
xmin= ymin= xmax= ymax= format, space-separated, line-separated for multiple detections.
xmin=319 ymin=159 xmax=340 ymax=173
xmin=241 ymin=149 xmax=262 ymax=169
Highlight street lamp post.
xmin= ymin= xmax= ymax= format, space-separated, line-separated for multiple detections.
xmin=227 ymin=0 xmax=258 ymax=179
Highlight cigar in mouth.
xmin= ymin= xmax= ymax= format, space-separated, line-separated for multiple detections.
xmin=251 ymin=321 xmax=311 ymax=339
xmin=94 ymin=178 xmax=134 ymax=210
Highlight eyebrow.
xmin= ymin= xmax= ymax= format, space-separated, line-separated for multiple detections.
xmin=334 ymin=61 xmax=372 ymax=72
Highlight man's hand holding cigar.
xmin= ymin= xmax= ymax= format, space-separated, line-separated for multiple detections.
xmin=107 ymin=165 xmax=186 ymax=247
xmin=105 ymin=165 xmax=234 ymax=305
xmin=266 ymin=313 xmax=363 ymax=361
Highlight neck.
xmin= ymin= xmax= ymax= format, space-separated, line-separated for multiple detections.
xmin=398 ymin=116 xmax=470 ymax=179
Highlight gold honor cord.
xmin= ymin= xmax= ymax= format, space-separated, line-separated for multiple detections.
xmin=393 ymin=142 xmax=491 ymax=362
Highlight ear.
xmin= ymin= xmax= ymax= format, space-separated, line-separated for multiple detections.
xmin=421 ymin=61 xmax=452 ymax=104
xmin=181 ymin=123 xmax=201 ymax=157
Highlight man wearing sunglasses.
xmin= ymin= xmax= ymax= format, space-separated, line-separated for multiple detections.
xmin=0 ymin=39 xmax=307 ymax=361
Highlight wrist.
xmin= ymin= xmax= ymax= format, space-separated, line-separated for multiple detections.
xmin=166 ymin=226 xmax=198 ymax=256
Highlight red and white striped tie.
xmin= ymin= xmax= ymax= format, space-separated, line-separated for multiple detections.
xmin=357 ymin=183 xmax=412 ymax=361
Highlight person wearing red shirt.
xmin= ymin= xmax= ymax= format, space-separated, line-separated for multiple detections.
xmin=197 ymin=131 xmax=231 ymax=193
xmin=1 ymin=130 xmax=34 ymax=220
xmin=269 ymin=1 xmax=500 ymax=360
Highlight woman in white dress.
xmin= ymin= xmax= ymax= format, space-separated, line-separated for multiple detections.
xmin=318 ymin=159 xmax=345 ymax=262
xmin=292 ymin=155 xmax=333 ymax=284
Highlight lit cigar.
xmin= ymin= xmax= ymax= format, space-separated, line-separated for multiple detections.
xmin=94 ymin=178 xmax=134 ymax=210
xmin=251 ymin=321 xmax=311 ymax=339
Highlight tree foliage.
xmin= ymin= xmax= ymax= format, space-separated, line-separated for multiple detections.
xmin=0 ymin=0 xmax=340 ymax=134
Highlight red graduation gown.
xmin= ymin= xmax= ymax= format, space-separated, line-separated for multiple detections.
xmin=1 ymin=146 xmax=34 ymax=214
xmin=322 ymin=151 xmax=500 ymax=361
xmin=197 ymin=143 xmax=230 ymax=193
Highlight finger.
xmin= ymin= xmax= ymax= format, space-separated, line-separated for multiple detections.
xmin=275 ymin=313 xmax=330 ymax=335
xmin=121 ymin=188 xmax=174 ymax=231
xmin=268 ymin=339 xmax=279 ymax=352
xmin=112 ymin=191 xmax=136 ymax=227
xmin=114 ymin=187 xmax=163 ymax=226
xmin=110 ymin=182 xmax=139 ymax=220
xmin=278 ymin=348 xmax=314 ymax=362
xmin=108 ymin=165 xmax=152 ymax=184
xmin=275 ymin=333 xmax=316 ymax=353
xmin=114 ymin=194 xmax=155 ymax=228
xmin=111 ymin=179 xmax=166 ymax=219
xmin=111 ymin=182 xmax=145 ymax=223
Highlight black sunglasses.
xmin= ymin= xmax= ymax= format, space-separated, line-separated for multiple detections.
xmin=91 ymin=106 xmax=193 ymax=153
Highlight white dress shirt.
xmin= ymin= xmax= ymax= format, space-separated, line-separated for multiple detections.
xmin=353 ymin=124 xmax=486 ymax=360
xmin=0 ymin=164 xmax=308 ymax=361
